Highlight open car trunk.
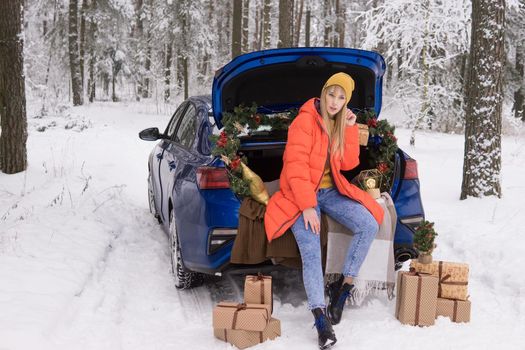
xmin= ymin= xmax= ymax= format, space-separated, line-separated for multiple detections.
xmin=215 ymin=48 xmax=392 ymax=192
xmin=238 ymin=134 xmax=396 ymax=191
xmin=212 ymin=47 xmax=386 ymax=128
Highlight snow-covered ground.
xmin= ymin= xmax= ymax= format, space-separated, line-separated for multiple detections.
xmin=1 ymin=102 xmax=524 ymax=350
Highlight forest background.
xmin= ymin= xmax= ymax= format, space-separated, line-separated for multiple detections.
xmin=22 ymin=0 xmax=524 ymax=135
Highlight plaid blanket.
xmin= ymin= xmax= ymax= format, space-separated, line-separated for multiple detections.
xmin=325 ymin=192 xmax=397 ymax=305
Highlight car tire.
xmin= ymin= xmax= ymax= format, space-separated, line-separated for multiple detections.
xmin=148 ymin=171 xmax=162 ymax=224
xmin=169 ymin=210 xmax=203 ymax=289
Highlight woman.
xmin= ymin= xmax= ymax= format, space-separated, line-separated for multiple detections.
xmin=264 ymin=72 xmax=384 ymax=349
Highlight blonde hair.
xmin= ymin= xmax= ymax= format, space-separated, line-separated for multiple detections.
xmin=320 ymin=85 xmax=347 ymax=159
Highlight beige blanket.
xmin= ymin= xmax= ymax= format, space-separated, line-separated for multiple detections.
xmin=325 ymin=192 xmax=397 ymax=305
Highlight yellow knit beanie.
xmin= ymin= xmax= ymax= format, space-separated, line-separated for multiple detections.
xmin=322 ymin=72 xmax=355 ymax=105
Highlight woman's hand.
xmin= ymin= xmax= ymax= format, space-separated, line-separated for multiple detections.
xmin=302 ymin=207 xmax=320 ymax=235
xmin=345 ymin=108 xmax=357 ymax=126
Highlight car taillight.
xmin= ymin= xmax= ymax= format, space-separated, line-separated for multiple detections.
xmin=207 ymin=228 xmax=237 ymax=254
xmin=196 ymin=167 xmax=230 ymax=189
xmin=404 ymin=159 xmax=419 ymax=180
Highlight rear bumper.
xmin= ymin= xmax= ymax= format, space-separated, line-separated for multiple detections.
xmin=182 ymin=171 xmax=424 ymax=275
xmin=188 ymin=259 xmax=291 ymax=276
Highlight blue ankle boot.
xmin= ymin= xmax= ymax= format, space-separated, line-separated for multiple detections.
xmin=312 ymin=308 xmax=337 ymax=349
xmin=327 ymin=282 xmax=354 ymax=325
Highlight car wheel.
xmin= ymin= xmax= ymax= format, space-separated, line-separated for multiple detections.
xmin=148 ymin=172 xmax=162 ymax=224
xmin=169 ymin=210 xmax=203 ymax=289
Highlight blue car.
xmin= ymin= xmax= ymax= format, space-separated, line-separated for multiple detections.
xmin=139 ymin=48 xmax=425 ymax=289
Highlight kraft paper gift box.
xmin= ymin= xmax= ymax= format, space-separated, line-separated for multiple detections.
xmin=214 ymin=317 xmax=281 ymax=349
xmin=212 ymin=302 xmax=271 ymax=332
xmin=244 ymin=274 xmax=273 ymax=314
xmin=395 ymin=270 xmax=439 ymax=326
xmin=436 ymin=297 xmax=471 ymax=323
xmin=410 ymin=260 xmax=469 ymax=301
xmin=357 ymin=123 xmax=369 ymax=146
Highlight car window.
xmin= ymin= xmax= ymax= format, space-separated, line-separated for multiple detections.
xmin=175 ymin=104 xmax=197 ymax=149
xmin=165 ymin=103 xmax=187 ymax=140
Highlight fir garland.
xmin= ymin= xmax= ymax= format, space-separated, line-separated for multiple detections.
xmin=209 ymin=103 xmax=298 ymax=196
xmin=356 ymin=109 xmax=399 ymax=192
xmin=211 ymin=105 xmax=398 ymax=197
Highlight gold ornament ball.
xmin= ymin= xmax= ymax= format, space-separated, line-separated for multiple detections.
xmin=365 ymin=178 xmax=376 ymax=189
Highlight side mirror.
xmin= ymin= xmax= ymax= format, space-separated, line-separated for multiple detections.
xmin=139 ymin=127 xmax=162 ymax=141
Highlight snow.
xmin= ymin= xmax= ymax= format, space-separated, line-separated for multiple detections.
xmin=1 ymin=102 xmax=525 ymax=350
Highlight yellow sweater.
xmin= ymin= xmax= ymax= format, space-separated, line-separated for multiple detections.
xmin=319 ymin=118 xmax=335 ymax=189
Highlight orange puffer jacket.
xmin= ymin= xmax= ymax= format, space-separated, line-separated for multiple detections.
xmin=264 ymin=98 xmax=384 ymax=242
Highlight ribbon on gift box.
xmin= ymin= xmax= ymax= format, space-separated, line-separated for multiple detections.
xmin=246 ymin=273 xmax=273 ymax=313
xmin=438 ymin=261 xmax=468 ymax=298
xmin=247 ymin=273 xmax=271 ymax=304
xmin=452 ymin=296 xmax=471 ymax=322
xmin=216 ymin=303 xmax=270 ymax=330
xmin=407 ymin=267 xmax=432 ymax=326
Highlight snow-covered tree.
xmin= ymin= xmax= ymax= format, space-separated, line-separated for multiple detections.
xmin=460 ymin=0 xmax=505 ymax=199
xmin=0 ymin=0 xmax=28 ymax=174
xmin=69 ymin=0 xmax=84 ymax=105
xmin=360 ymin=0 xmax=471 ymax=140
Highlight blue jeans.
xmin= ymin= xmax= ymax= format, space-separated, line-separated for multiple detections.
xmin=291 ymin=187 xmax=379 ymax=310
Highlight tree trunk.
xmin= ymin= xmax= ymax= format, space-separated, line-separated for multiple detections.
xmin=294 ymin=0 xmax=304 ymax=47
xmin=134 ymin=0 xmax=144 ymax=37
xmin=177 ymin=1 xmax=189 ymax=100
xmin=142 ymin=0 xmax=152 ymax=99
xmin=134 ymin=0 xmax=144 ymax=98
xmin=323 ymin=0 xmax=334 ymax=46
xmin=305 ymin=9 xmax=311 ymax=46
xmin=514 ymin=41 xmax=524 ymax=121
xmin=0 ymin=0 xmax=28 ymax=174
xmin=253 ymin=5 xmax=260 ymax=50
xmin=88 ymin=0 xmax=97 ymax=102
xmin=262 ymin=0 xmax=271 ymax=49
xmin=142 ymin=41 xmax=151 ymax=98
xmin=164 ymin=42 xmax=173 ymax=103
xmin=112 ymin=71 xmax=117 ymax=102
xmin=335 ymin=0 xmax=345 ymax=47
xmin=397 ymin=39 xmax=403 ymax=80
xmin=183 ymin=56 xmax=188 ymax=100
xmin=460 ymin=0 xmax=505 ymax=200
xmin=102 ymin=72 xmax=109 ymax=97
xmin=68 ymin=0 xmax=84 ymax=106
xmin=79 ymin=0 xmax=88 ymax=88
xmin=410 ymin=0 xmax=431 ymax=146
xmin=278 ymin=0 xmax=293 ymax=48
xmin=232 ymin=0 xmax=242 ymax=58
xmin=242 ymin=0 xmax=249 ymax=54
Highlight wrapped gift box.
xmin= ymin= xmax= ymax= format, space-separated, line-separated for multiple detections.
xmin=436 ymin=297 xmax=471 ymax=323
xmin=410 ymin=260 xmax=469 ymax=301
xmin=214 ymin=317 xmax=281 ymax=349
xmin=357 ymin=123 xmax=369 ymax=146
xmin=244 ymin=274 xmax=273 ymax=313
xmin=395 ymin=270 xmax=439 ymax=326
xmin=213 ymin=302 xmax=271 ymax=332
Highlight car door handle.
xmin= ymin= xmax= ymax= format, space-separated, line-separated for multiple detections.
xmin=168 ymin=160 xmax=176 ymax=171
xmin=156 ymin=153 xmax=163 ymax=160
